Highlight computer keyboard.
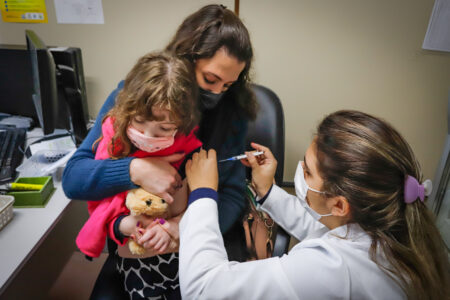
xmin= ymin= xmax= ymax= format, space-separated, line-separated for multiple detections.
xmin=0 ymin=126 xmax=26 ymax=184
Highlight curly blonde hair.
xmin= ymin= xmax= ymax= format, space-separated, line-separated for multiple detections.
xmin=104 ymin=51 xmax=199 ymax=158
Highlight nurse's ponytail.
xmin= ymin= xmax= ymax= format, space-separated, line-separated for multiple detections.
xmin=315 ymin=110 xmax=449 ymax=300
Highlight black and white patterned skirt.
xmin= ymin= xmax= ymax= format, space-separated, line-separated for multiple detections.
xmin=115 ymin=252 xmax=180 ymax=300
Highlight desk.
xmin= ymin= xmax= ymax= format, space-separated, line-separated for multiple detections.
xmin=0 ymin=180 xmax=88 ymax=298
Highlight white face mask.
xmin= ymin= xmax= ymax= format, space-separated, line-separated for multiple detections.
xmin=294 ymin=161 xmax=333 ymax=221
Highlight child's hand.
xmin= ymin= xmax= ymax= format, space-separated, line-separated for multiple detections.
xmin=119 ymin=214 xmax=154 ymax=238
xmin=137 ymin=219 xmax=177 ymax=253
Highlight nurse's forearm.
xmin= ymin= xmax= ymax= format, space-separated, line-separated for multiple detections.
xmin=259 ymin=185 xmax=325 ymax=241
xmin=179 ymin=189 xmax=227 ymax=298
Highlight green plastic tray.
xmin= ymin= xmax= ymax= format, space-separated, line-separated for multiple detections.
xmin=8 ymin=176 xmax=55 ymax=208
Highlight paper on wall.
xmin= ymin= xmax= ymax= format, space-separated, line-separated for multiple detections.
xmin=54 ymin=0 xmax=104 ymax=24
xmin=422 ymin=0 xmax=450 ymax=52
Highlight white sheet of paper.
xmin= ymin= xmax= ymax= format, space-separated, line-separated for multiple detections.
xmin=422 ymin=0 xmax=450 ymax=52
xmin=54 ymin=0 xmax=104 ymax=24
xmin=29 ymin=136 xmax=76 ymax=154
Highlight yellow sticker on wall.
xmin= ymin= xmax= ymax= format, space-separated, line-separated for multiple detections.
xmin=1 ymin=0 xmax=48 ymax=23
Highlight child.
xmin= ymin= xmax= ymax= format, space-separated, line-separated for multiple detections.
xmin=76 ymin=51 xmax=202 ymax=299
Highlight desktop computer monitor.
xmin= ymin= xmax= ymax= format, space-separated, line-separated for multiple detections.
xmin=0 ymin=45 xmax=37 ymax=123
xmin=26 ymin=30 xmax=58 ymax=135
xmin=25 ymin=30 xmax=88 ymax=145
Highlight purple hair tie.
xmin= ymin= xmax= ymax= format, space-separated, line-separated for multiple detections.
xmin=404 ymin=175 xmax=432 ymax=204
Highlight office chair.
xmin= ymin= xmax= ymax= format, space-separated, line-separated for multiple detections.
xmin=246 ymin=84 xmax=290 ymax=257
xmin=89 ymin=84 xmax=291 ymax=299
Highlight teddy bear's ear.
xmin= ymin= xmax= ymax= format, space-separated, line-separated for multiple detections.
xmin=126 ymin=189 xmax=135 ymax=199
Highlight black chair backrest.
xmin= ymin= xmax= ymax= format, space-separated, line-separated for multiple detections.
xmin=246 ymin=84 xmax=290 ymax=257
xmin=246 ymin=84 xmax=285 ymax=184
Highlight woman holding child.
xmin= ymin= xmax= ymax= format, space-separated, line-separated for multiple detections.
xmin=63 ymin=4 xmax=257 ymax=299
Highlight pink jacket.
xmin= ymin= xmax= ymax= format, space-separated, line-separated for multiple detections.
xmin=76 ymin=117 xmax=202 ymax=257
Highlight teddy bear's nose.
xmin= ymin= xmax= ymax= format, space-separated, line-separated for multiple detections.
xmin=146 ymin=200 xmax=152 ymax=206
xmin=161 ymin=199 xmax=166 ymax=204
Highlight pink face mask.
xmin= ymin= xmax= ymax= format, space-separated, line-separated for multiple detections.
xmin=126 ymin=125 xmax=176 ymax=153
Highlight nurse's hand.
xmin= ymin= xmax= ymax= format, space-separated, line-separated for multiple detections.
xmin=186 ymin=149 xmax=218 ymax=191
xmin=242 ymin=142 xmax=277 ymax=197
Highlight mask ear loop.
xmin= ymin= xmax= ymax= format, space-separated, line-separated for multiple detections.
xmin=300 ymin=161 xmax=327 ymax=195
xmin=308 ymin=186 xmax=326 ymax=195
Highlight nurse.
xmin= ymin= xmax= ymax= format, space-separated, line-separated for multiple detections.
xmin=181 ymin=110 xmax=449 ymax=300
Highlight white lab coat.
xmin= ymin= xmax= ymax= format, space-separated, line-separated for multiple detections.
xmin=179 ymin=185 xmax=405 ymax=300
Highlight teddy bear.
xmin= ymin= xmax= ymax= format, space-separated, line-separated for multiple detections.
xmin=125 ymin=188 xmax=171 ymax=255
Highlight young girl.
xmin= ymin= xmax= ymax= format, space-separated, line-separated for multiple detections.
xmin=76 ymin=51 xmax=202 ymax=299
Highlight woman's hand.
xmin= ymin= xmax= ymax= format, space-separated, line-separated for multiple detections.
xmin=241 ymin=142 xmax=277 ymax=197
xmin=129 ymin=153 xmax=185 ymax=203
xmin=185 ymin=149 xmax=218 ymax=191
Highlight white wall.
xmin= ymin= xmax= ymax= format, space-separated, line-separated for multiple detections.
xmin=1 ymin=0 xmax=449 ymax=181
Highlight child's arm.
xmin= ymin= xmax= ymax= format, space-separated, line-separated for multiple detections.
xmin=168 ymin=178 xmax=189 ymax=217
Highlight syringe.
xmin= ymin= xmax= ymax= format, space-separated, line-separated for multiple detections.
xmin=218 ymin=151 xmax=264 ymax=163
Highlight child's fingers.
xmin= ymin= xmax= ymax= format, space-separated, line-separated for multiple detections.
xmin=158 ymin=243 xmax=168 ymax=253
xmin=143 ymin=235 xmax=159 ymax=249
xmin=145 ymin=218 xmax=160 ymax=229
xmin=138 ymin=227 xmax=157 ymax=244
xmin=136 ymin=228 xmax=144 ymax=239
xmin=154 ymin=238 xmax=167 ymax=251
xmin=158 ymin=220 xmax=171 ymax=234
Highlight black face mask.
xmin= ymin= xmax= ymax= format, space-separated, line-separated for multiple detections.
xmin=199 ymin=87 xmax=225 ymax=110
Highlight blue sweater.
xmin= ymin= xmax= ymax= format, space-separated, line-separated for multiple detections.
xmin=62 ymin=81 xmax=248 ymax=233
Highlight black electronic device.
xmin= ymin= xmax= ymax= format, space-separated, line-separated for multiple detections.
xmin=50 ymin=47 xmax=89 ymax=125
xmin=0 ymin=126 xmax=26 ymax=184
xmin=26 ymin=30 xmax=59 ymax=135
xmin=0 ymin=44 xmax=90 ymax=142
xmin=24 ymin=30 xmax=89 ymax=145
xmin=0 ymin=45 xmax=37 ymax=124
xmin=50 ymin=47 xmax=89 ymax=143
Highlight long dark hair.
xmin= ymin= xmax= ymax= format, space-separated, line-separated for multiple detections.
xmin=315 ymin=110 xmax=449 ymax=299
xmin=166 ymin=4 xmax=257 ymax=120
